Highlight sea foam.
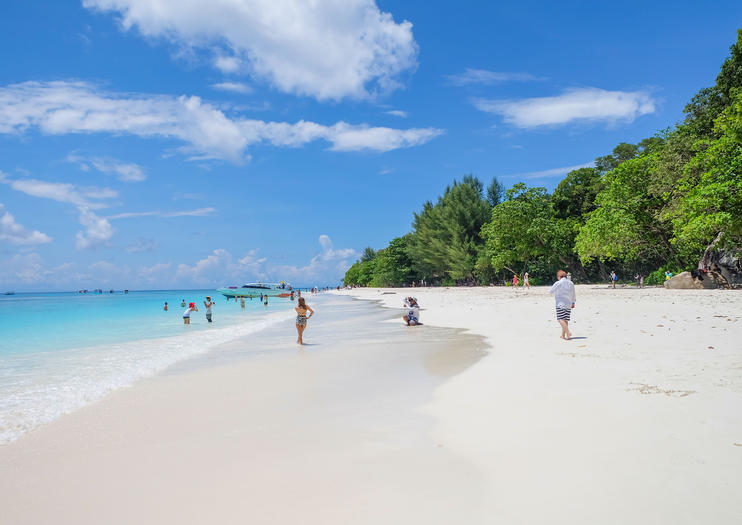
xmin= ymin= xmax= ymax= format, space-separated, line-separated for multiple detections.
xmin=0 ymin=309 xmax=294 ymax=444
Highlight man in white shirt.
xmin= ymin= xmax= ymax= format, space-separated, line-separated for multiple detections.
xmin=549 ymin=270 xmax=576 ymax=340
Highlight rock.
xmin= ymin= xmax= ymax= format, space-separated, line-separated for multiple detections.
xmin=663 ymin=271 xmax=707 ymax=289
xmin=698 ymin=234 xmax=742 ymax=289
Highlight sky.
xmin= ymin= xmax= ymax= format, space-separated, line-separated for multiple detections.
xmin=1 ymin=1 xmax=741 ymax=291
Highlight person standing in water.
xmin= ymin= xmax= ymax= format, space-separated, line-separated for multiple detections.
xmin=240 ymin=296 xmax=245 ymax=309
xmin=181 ymin=299 xmax=186 ymax=307
xmin=164 ymin=302 xmax=168 ymax=311
xmin=203 ymin=296 xmax=214 ymax=323
xmin=549 ymin=270 xmax=576 ymax=340
xmin=295 ymin=297 xmax=314 ymax=344
xmin=183 ymin=302 xmax=198 ymax=325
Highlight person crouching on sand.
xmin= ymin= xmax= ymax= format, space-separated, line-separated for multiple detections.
xmin=295 ymin=297 xmax=314 ymax=345
xmin=183 ymin=302 xmax=198 ymax=324
xmin=403 ymin=298 xmax=422 ymax=326
xmin=549 ymin=270 xmax=576 ymax=340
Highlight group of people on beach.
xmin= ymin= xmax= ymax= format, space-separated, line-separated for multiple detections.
xmin=397 ymin=270 xmax=578 ymax=340
xmin=170 ymin=296 xmax=214 ymax=325
xmin=161 ymin=292 xmax=317 ymax=345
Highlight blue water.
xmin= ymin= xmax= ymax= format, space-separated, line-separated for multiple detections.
xmin=0 ymin=289 xmax=298 ymax=443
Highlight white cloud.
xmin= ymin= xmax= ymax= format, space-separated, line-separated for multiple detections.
xmin=323 ymin=122 xmax=442 ymax=152
xmin=138 ymin=262 xmax=172 ymax=284
xmin=67 ymin=154 xmax=146 ymax=182
xmin=0 ymin=173 xmax=117 ymax=249
xmin=75 ymin=206 xmax=115 ymax=249
xmin=0 ymin=203 xmax=52 ymax=245
xmin=474 ymin=87 xmax=656 ymax=128
xmin=83 ymin=0 xmax=418 ymax=101
xmin=385 ymin=109 xmax=407 ymax=117
xmin=448 ymin=68 xmax=542 ymax=86
xmin=213 ymin=55 xmax=242 ymax=74
xmin=4 ymin=252 xmax=45 ymax=284
xmin=108 ymin=207 xmax=216 ymax=219
xmin=125 ymin=237 xmax=158 ymax=253
xmin=211 ymin=81 xmax=252 ymax=94
xmin=176 ymin=235 xmax=356 ymax=285
xmin=502 ymin=162 xmax=594 ymax=180
xmin=0 ymin=171 xmax=117 ymax=209
xmin=0 ymin=81 xmax=442 ymax=162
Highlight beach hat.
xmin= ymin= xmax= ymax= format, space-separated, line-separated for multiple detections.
xmin=189 ymin=302 xmax=195 ymax=308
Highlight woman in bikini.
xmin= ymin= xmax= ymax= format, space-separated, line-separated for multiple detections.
xmin=295 ymin=297 xmax=315 ymax=345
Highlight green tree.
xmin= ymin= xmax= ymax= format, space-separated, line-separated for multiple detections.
xmin=370 ymin=236 xmax=417 ymax=287
xmin=551 ymin=167 xmax=604 ymax=219
xmin=482 ymin=183 xmax=575 ymax=279
xmin=575 ymin=154 xmax=677 ymax=269
xmin=486 ymin=177 xmax=505 ymax=207
xmin=360 ymin=247 xmax=376 ymax=263
xmin=671 ymin=90 xmax=742 ymax=254
xmin=407 ymin=176 xmax=491 ymax=282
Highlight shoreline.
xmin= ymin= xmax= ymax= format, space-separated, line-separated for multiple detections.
xmin=0 ymin=294 xmax=490 ymax=524
xmin=339 ymin=285 xmax=742 ymax=523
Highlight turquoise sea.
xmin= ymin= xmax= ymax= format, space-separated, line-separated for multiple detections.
xmin=0 ymin=289 xmax=298 ymax=444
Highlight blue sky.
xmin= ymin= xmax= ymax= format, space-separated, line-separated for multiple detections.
xmin=1 ymin=1 xmax=741 ymax=291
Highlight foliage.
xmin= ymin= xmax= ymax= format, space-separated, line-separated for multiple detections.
xmin=671 ymin=90 xmax=742 ymax=253
xmin=575 ymin=154 xmax=676 ymax=269
xmin=406 ymin=175 xmax=491 ymax=282
xmin=486 ymin=177 xmax=505 ymax=207
xmin=370 ymin=236 xmax=416 ymax=287
xmin=360 ymin=247 xmax=376 ymax=263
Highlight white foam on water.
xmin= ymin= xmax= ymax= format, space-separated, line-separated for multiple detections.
xmin=0 ymin=309 xmax=294 ymax=444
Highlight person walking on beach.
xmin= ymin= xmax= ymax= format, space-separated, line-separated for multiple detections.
xmin=610 ymin=271 xmax=617 ymax=289
xmin=295 ymin=297 xmax=314 ymax=345
xmin=549 ymin=270 xmax=576 ymax=340
xmin=204 ymin=296 xmax=214 ymax=323
xmin=513 ymin=274 xmax=518 ymax=287
xmin=183 ymin=302 xmax=198 ymax=325
xmin=523 ymin=272 xmax=530 ymax=288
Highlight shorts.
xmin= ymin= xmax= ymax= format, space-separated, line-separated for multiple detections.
xmin=408 ymin=315 xmax=419 ymax=325
xmin=206 ymin=313 xmax=212 ymax=322
xmin=556 ymin=307 xmax=571 ymax=321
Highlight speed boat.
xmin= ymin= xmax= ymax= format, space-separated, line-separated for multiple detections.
xmin=217 ymin=282 xmax=293 ymax=298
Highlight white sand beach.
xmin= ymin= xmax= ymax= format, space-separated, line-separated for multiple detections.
xmin=345 ymin=285 xmax=742 ymax=524
xmin=1 ymin=287 xmax=740 ymax=524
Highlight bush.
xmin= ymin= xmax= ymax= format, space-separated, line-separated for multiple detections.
xmin=646 ymin=266 xmax=683 ymax=286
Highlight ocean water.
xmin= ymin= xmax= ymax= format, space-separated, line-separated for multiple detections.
xmin=0 ymin=290 xmax=297 ymax=444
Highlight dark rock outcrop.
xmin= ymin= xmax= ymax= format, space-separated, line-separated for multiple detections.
xmin=698 ymin=235 xmax=742 ymax=289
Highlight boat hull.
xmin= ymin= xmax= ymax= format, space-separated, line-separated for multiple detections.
xmin=217 ymin=287 xmax=291 ymax=298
